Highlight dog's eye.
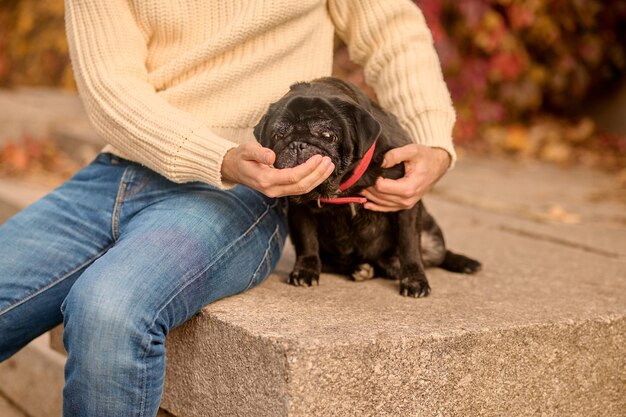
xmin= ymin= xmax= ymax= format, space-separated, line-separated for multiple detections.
xmin=273 ymin=132 xmax=282 ymax=140
xmin=321 ymin=132 xmax=335 ymax=141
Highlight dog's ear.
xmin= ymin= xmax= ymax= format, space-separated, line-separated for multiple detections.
xmin=328 ymin=94 xmax=381 ymax=159
xmin=351 ymin=104 xmax=382 ymax=158
xmin=253 ymin=113 xmax=271 ymax=148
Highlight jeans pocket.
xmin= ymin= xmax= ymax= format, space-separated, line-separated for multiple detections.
xmin=246 ymin=224 xmax=284 ymax=290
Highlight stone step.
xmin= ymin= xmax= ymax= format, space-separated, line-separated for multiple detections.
xmin=0 ymin=178 xmax=52 ymax=223
xmin=158 ymin=158 xmax=626 ymax=416
xmin=160 ymin=206 xmax=626 ymax=417
xmin=0 ymin=87 xmax=102 ymax=167
xmin=0 ymin=335 xmax=64 ymax=417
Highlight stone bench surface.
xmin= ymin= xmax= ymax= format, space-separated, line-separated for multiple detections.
xmin=163 ymin=195 xmax=626 ymax=417
xmin=162 ymin=159 xmax=626 ymax=416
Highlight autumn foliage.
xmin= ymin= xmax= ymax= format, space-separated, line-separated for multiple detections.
xmin=336 ymin=0 xmax=626 ymax=169
xmin=416 ymin=0 xmax=626 ymax=143
xmin=0 ymin=0 xmax=73 ymax=89
xmin=0 ymin=134 xmax=80 ymax=184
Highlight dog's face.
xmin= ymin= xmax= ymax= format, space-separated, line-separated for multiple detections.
xmin=254 ymin=80 xmax=381 ymax=203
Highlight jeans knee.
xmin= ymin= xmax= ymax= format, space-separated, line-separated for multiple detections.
xmin=61 ymin=279 xmax=155 ymax=358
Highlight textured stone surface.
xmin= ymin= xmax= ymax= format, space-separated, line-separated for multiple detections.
xmin=162 ymin=192 xmax=626 ymax=416
xmin=0 ymin=88 xmax=102 ymax=168
xmin=0 ymin=88 xmax=99 ymax=144
xmin=161 ymin=156 xmax=626 ymax=416
xmin=0 ymin=336 xmax=64 ymax=417
xmin=432 ymin=157 xmax=626 ymax=259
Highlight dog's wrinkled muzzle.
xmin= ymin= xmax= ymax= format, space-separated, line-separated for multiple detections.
xmin=274 ymin=140 xmax=325 ymax=169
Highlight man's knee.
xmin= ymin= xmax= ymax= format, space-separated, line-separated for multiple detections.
xmin=61 ymin=274 xmax=152 ymax=355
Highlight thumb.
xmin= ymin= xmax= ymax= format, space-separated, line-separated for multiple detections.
xmin=381 ymin=144 xmax=420 ymax=168
xmin=245 ymin=142 xmax=275 ymax=165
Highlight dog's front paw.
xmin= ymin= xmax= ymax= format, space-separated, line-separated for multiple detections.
xmin=289 ymin=269 xmax=320 ymax=287
xmin=400 ymin=278 xmax=431 ymax=298
xmin=290 ymin=255 xmax=321 ymax=287
xmin=399 ymin=264 xmax=431 ymax=298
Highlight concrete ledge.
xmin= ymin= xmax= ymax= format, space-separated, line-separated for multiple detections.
xmin=0 ymin=336 xmax=64 ymax=417
xmin=161 ymin=234 xmax=626 ymax=416
xmin=0 ymin=178 xmax=51 ymax=223
xmin=164 ymin=305 xmax=626 ymax=417
xmin=160 ymin=158 xmax=626 ymax=416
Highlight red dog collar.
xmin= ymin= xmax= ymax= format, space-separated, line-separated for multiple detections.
xmin=317 ymin=140 xmax=377 ymax=206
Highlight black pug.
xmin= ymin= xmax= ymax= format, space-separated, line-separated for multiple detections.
xmin=254 ymin=77 xmax=481 ymax=297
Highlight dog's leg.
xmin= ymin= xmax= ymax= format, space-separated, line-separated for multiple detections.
xmin=320 ymin=258 xmax=357 ymax=275
xmin=374 ymin=255 xmax=401 ymax=279
xmin=397 ymin=203 xmax=431 ymax=297
xmin=288 ymin=204 xmax=322 ymax=286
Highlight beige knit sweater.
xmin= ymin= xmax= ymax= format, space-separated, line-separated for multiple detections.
xmin=65 ymin=0 xmax=456 ymax=189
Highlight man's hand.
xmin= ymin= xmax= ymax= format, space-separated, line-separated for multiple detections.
xmin=221 ymin=142 xmax=335 ymax=198
xmin=360 ymin=144 xmax=450 ymax=212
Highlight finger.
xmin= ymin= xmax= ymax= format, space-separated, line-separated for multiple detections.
xmin=373 ymin=176 xmax=421 ymax=198
xmin=381 ymin=144 xmax=419 ymax=168
xmin=269 ymin=158 xmax=335 ymax=196
xmin=363 ymin=201 xmax=403 ymax=212
xmin=361 ymin=189 xmax=409 ymax=209
xmin=242 ymin=142 xmax=275 ymax=165
xmin=363 ymin=185 xmax=422 ymax=209
xmin=256 ymin=155 xmax=329 ymax=195
xmin=360 ymin=188 xmax=397 ymax=206
xmin=290 ymin=161 xmax=334 ymax=196
xmin=267 ymin=155 xmax=326 ymax=186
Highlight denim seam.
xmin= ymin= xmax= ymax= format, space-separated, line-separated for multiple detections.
xmin=151 ymin=200 xmax=271 ymax=330
xmin=111 ymin=167 xmax=132 ymax=241
xmin=139 ymin=332 xmax=151 ymax=417
xmin=0 ymin=243 xmax=115 ymax=317
xmin=136 ymin=201 xmax=274 ymax=415
xmin=229 ymin=192 xmax=280 ymax=220
xmin=246 ymin=224 xmax=280 ymax=290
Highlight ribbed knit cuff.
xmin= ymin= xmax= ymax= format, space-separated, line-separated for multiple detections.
xmin=403 ymin=110 xmax=457 ymax=169
xmin=169 ymin=125 xmax=239 ymax=189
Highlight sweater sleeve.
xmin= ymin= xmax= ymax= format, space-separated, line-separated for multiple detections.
xmin=65 ymin=0 xmax=238 ymax=188
xmin=327 ymin=0 xmax=457 ymax=167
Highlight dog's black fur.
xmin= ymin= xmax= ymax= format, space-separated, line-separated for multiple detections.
xmin=254 ymin=77 xmax=481 ymax=297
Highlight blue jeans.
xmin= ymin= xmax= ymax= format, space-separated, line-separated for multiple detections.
xmin=0 ymin=153 xmax=288 ymax=416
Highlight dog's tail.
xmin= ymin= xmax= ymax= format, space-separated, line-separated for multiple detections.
xmin=440 ymin=250 xmax=482 ymax=274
